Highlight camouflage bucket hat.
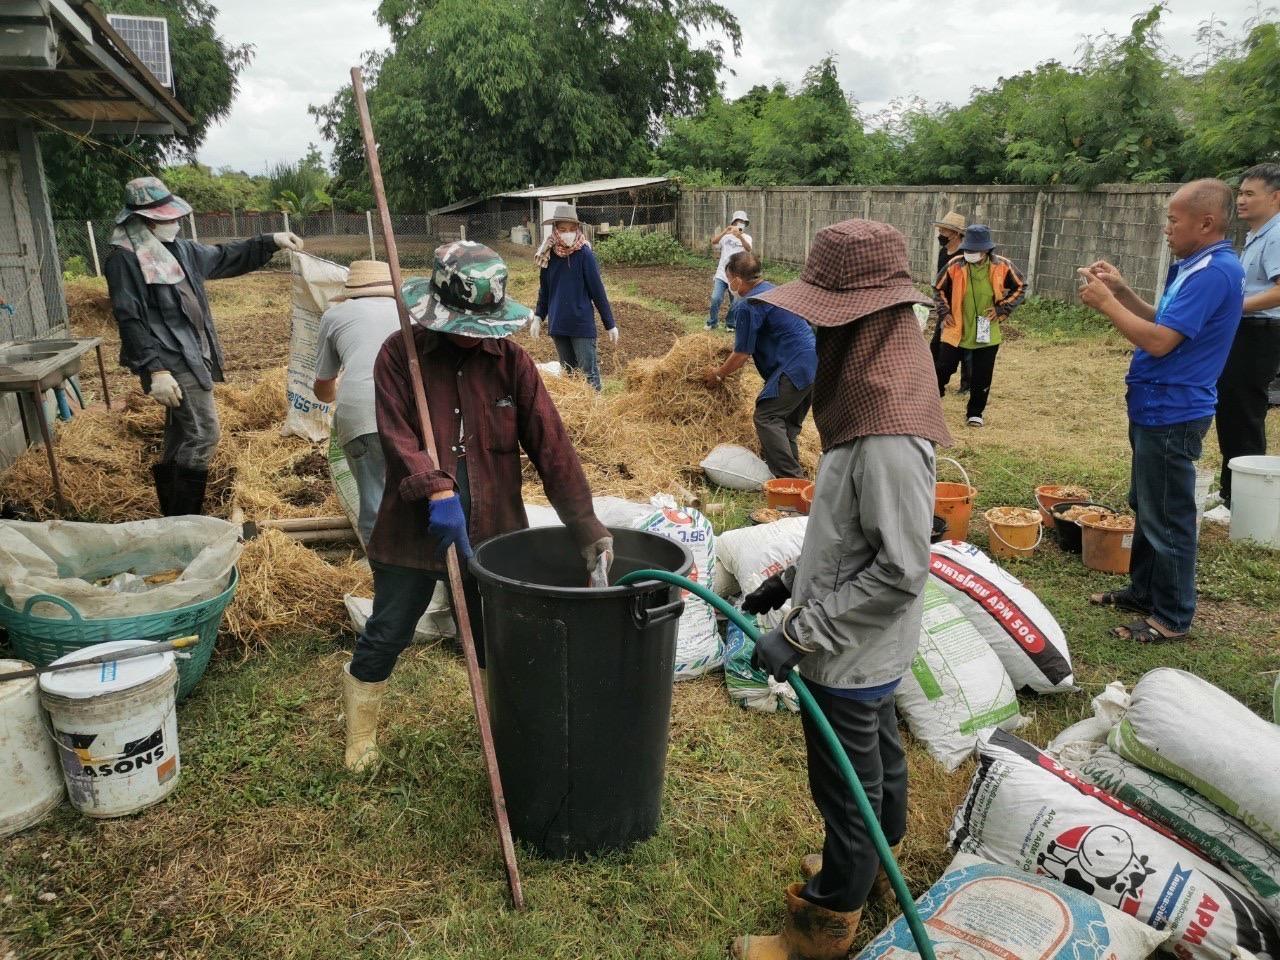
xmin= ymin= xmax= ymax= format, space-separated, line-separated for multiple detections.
xmin=115 ymin=176 xmax=193 ymax=224
xmin=401 ymin=241 xmax=530 ymax=338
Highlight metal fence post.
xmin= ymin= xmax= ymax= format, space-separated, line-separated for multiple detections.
xmin=804 ymin=191 xmax=813 ymax=258
xmin=188 ymin=213 xmax=198 ymax=242
xmin=862 ymin=191 xmax=872 ymax=220
xmin=367 ymin=210 xmax=376 ymax=259
xmin=1025 ymin=191 xmax=1047 ymax=297
xmin=85 ymin=220 xmax=101 ymax=276
xmin=231 ymin=205 xmax=238 ymax=236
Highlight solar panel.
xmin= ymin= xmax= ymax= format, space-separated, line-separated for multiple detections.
xmin=105 ymin=14 xmax=173 ymax=88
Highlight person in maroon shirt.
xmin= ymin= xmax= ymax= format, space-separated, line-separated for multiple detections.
xmin=341 ymin=241 xmax=613 ymax=772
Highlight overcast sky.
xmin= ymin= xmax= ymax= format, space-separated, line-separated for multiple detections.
xmin=197 ymin=0 xmax=1265 ymax=173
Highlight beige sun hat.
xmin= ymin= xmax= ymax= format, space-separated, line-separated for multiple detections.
xmin=541 ymin=202 xmax=581 ymax=226
xmin=933 ymin=211 xmax=967 ymax=233
xmin=336 ymin=260 xmax=395 ymax=300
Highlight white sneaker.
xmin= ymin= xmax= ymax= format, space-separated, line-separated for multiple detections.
xmin=966 ymin=416 xmax=984 ymax=427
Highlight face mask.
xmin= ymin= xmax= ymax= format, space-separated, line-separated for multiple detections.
xmin=963 ymin=251 xmax=985 ymax=264
xmin=938 ymin=234 xmax=949 ymax=246
xmin=558 ymin=230 xmax=577 ymax=246
xmin=152 ymin=222 xmax=181 ymax=242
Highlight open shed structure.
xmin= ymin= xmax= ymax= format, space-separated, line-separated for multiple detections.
xmin=0 ymin=0 xmax=189 ymax=466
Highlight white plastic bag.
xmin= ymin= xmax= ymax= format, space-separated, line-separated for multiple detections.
xmin=854 ymin=852 xmax=1169 ymax=959
xmin=700 ymin=443 xmax=773 ymax=491
xmin=1109 ymin=668 xmax=1280 ymax=849
xmin=895 ymin=580 xmax=1024 ymax=770
xmin=0 ymin=518 xmax=241 ymax=619
xmin=951 ymin=730 xmax=1280 ymax=960
xmin=929 ymin=540 xmax=1075 ymax=694
xmin=284 ymin=252 xmax=347 ymax=441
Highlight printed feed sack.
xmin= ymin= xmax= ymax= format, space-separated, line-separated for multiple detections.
xmin=951 ymin=730 xmax=1280 ymax=960
xmin=896 ymin=580 xmax=1024 ymax=771
xmin=713 ymin=516 xmax=808 ymax=629
xmin=285 ymin=252 xmax=347 ymax=441
xmin=854 ymin=852 xmax=1169 ymax=960
xmin=1108 ymin=668 xmax=1280 ymax=849
xmin=723 ymin=621 xmax=798 ymax=713
xmin=929 ymin=540 xmax=1075 ymax=694
xmin=1079 ymin=748 xmax=1280 ymax=925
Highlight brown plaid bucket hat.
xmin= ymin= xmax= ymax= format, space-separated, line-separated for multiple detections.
xmin=754 ymin=219 xmax=929 ymax=326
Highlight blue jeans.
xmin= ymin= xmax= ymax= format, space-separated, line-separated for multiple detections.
xmin=553 ymin=335 xmax=601 ymax=391
xmin=708 ymin=278 xmax=735 ymax=329
xmin=342 ymin=433 xmax=386 ymax=547
xmin=1125 ymin=416 xmax=1212 ymax=633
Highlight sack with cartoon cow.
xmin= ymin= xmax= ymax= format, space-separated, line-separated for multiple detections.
xmin=951 ymin=729 xmax=1280 ymax=960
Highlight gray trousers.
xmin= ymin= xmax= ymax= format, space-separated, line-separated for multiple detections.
xmin=342 ymin=432 xmax=386 ymax=546
xmin=753 ymin=375 xmax=812 ymax=479
xmin=161 ymin=367 xmax=221 ymax=469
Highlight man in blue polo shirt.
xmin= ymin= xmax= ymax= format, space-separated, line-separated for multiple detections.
xmin=1078 ymin=179 xmax=1244 ymax=644
xmin=1215 ymin=163 xmax=1280 ymax=508
xmin=702 ymin=252 xmax=817 ymax=478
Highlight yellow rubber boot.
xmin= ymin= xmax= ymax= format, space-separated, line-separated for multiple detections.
xmin=342 ymin=662 xmax=387 ymax=772
xmin=798 ymin=842 xmax=903 ymax=899
xmin=731 ymin=883 xmax=861 ymax=960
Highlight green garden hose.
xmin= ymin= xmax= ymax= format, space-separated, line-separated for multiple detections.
xmin=618 ymin=569 xmax=937 ymax=960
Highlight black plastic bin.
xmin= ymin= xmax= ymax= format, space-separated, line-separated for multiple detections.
xmin=470 ymin=525 xmax=692 ymax=859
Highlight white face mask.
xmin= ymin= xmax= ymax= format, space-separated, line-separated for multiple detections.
xmin=963 ymin=251 xmax=985 ymax=264
xmin=152 ymin=222 xmax=181 ymax=242
xmin=558 ymin=230 xmax=577 ymax=246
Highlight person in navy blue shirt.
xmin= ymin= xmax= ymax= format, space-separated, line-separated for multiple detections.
xmin=530 ymin=203 xmax=617 ymax=391
xmin=702 ymin=252 xmax=817 ymax=478
xmin=1078 ymin=179 xmax=1245 ymax=644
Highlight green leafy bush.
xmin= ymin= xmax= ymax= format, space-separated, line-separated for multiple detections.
xmin=62 ymin=255 xmax=90 ymax=279
xmin=594 ymin=229 xmax=686 ymax=266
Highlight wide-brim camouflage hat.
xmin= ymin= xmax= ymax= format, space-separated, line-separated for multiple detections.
xmin=115 ymin=176 xmax=193 ymax=224
xmin=401 ymin=241 xmax=530 ymax=338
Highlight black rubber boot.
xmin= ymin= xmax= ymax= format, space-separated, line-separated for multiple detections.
xmin=171 ymin=465 xmax=209 ymax=516
xmin=151 ymin=462 xmax=177 ymax=516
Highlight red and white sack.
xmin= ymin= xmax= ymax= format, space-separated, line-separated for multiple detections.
xmin=854 ymin=851 xmax=1169 ymax=959
xmin=951 ymin=729 xmax=1280 ymax=960
xmin=1109 ymin=668 xmax=1280 ymax=850
xmin=713 ymin=516 xmax=807 ymax=629
xmin=929 ymin=540 xmax=1075 ymax=694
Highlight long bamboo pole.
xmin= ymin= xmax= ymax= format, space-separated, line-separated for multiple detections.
xmin=349 ymin=67 xmax=524 ymax=910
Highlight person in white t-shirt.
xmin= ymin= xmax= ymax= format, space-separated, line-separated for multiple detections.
xmin=708 ymin=210 xmax=753 ymax=330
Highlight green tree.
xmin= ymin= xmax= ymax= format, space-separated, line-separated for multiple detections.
xmin=41 ymin=0 xmax=252 ymax=218
xmin=1184 ymin=21 xmax=1280 ymax=177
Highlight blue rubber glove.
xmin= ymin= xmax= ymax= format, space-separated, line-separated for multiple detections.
xmin=427 ymin=494 xmax=472 ymax=561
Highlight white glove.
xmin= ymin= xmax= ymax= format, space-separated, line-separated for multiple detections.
xmin=607 ymin=326 xmax=619 ymax=345
xmin=273 ymin=231 xmax=304 ymax=252
xmin=147 ymin=371 xmax=183 ymax=409
xmin=530 ymin=316 xmax=542 ymax=339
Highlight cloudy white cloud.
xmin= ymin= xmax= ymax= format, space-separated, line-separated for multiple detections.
xmin=196 ymin=0 xmax=1263 ymax=172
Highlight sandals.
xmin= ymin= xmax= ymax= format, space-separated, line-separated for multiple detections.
xmin=1089 ymin=591 xmax=1151 ymax=615
xmin=1111 ymin=619 xmax=1188 ymax=644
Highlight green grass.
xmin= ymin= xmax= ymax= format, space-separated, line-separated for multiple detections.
xmin=1013 ymin=295 xmax=1117 ymax=342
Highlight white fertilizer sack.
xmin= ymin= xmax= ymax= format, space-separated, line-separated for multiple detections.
xmin=344 ymin=591 xmax=454 ymax=643
xmin=714 ymin=516 xmax=808 ymax=629
xmin=284 ymin=252 xmax=347 ymax=441
xmin=896 ymin=580 xmax=1024 ymax=771
xmin=951 ymin=730 xmax=1280 ymax=960
xmin=929 ymin=540 xmax=1075 ymax=694
xmin=700 ymin=443 xmax=773 ymax=491
xmin=854 ymin=852 xmax=1169 ymax=960
xmin=1108 ymin=668 xmax=1280 ymax=849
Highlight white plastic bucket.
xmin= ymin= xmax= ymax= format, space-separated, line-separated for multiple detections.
xmin=38 ymin=640 xmax=181 ymax=818
xmin=0 ymin=659 xmax=65 ymax=836
xmin=1194 ymin=468 xmax=1212 ymax=530
xmin=1228 ymin=455 xmax=1280 ymax=548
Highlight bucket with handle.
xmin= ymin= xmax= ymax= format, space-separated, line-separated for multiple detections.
xmin=1228 ymin=456 xmax=1280 ymax=548
xmin=0 ymin=659 xmax=65 ymax=836
xmin=1080 ymin=513 xmax=1135 ymax=574
xmin=38 ymin=639 xmax=181 ymax=818
xmin=934 ymin=457 xmax=977 ymax=542
xmin=1035 ymin=484 xmax=1091 ymax=529
xmin=984 ymin=507 xmax=1043 ymax=560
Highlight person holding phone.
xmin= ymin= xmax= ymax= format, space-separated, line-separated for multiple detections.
xmin=708 ymin=211 xmax=753 ymax=330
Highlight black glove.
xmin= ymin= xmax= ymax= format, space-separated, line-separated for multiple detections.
xmin=751 ymin=624 xmax=805 ymax=682
xmin=743 ymin=571 xmax=791 ymax=614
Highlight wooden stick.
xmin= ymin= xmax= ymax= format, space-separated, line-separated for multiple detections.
xmin=261 ymin=516 xmax=352 ymax=532
xmin=276 ymin=527 xmax=359 ymax=545
xmin=350 ymin=67 xmax=524 ymax=911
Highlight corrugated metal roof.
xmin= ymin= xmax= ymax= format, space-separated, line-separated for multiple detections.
xmin=496 ymin=177 xmax=669 ymax=200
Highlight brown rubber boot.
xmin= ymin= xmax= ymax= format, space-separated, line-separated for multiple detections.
xmin=730 ymin=882 xmax=861 ymax=960
xmin=341 ymin=662 xmax=387 ymax=772
xmin=798 ymin=842 xmax=903 ymax=900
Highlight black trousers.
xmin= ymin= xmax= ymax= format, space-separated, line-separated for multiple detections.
xmin=799 ymin=687 xmax=907 ymax=912
xmin=1215 ymin=320 xmax=1280 ymax=504
xmin=937 ymin=343 xmax=999 ymax=419
xmin=929 ymin=318 xmax=971 ymax=388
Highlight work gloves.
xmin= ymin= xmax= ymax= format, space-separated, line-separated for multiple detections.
xmin=147 ymin=371 xmax=183 ymax=409
xmin=427 ymin=494 xmax=472 ymax=561
xmin=606 ymin=327 xmax=619 ymax=345
xmin=529 ymin=316 xmax=542 ymax=339
xmin=583 ymin=536 xmax=615 ymax=586
xmin=751 ymin=619 xmax=806 ymax=682
xmin=273 ymin=232 xmax=305 ymax=252
xmin=743 ymin=571 xmax=791 ymax=614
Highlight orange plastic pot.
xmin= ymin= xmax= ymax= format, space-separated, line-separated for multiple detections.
xmin=1080 ymin=514 xmax=1134 ymax=575
xmin=934 ymin=457 xmax=977 ymax=542
xmin=764 ymin=478 xmax=815 ymax=515
xmin=984 ymin=507 xmax=1043 ymax=560
xmin=1035 ymin=484 xmax=1092 ymax=529
xmin=800 ymin=486 xmax=814 ymax=514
